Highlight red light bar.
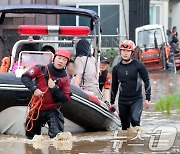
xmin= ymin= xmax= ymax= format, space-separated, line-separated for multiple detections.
xmin=60 ymin=26 xmax=90 ymax=36
xmin=18 ymin=25 xmax=90 ymax=36
xmin=18 ymin=25 xmax=47 ymax=35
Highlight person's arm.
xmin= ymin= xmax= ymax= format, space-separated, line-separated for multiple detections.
xmin=60 ymin=77 xmax=71 ymax=101
xmin=74 ymin=74 xmax=82 ymax=87
xmin=73 ymin=57 xmax=84 ymax=87
xmin=21 ymin=65 xmax=41 ymax=93
xmin=138 ymin=62 xmax=151 ymax=108
xmin=49 ymin=77 xmax=71 ymax=103
xmin=110 ymin=66 xmax=119 ymax=105
xmin=104 ymin=89 xmax=110 ymax=102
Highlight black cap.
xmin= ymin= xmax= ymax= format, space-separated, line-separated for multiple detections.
xmin=100 ymin=55 xmax=109 ymax=64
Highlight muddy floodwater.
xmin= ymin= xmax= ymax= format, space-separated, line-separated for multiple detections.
xmin=0 ymin=71 xmax=180 ymax=154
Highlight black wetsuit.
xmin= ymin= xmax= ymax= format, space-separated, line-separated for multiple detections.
xmin=111 ymin=59 xmax=151 ymax=130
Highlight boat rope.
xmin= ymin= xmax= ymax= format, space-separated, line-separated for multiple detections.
xmin=25 ymin=65 xmax=51 ymax=132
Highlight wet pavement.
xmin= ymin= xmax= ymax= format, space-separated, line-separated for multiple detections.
xmin=0 ymin=71 xmax=180 ymax=154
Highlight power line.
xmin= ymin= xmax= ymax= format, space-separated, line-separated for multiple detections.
xmin=100 ymin=10 xmax=119 ymax=24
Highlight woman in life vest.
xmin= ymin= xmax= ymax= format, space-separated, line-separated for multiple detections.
xmin=0 ymin=57 xmax=10 ymax=72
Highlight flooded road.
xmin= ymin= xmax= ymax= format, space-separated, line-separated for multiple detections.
xmin=0 ymin=71 xmax=180 ymax=154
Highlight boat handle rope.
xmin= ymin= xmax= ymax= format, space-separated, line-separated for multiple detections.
xmin=25 ymin=65 xmax=51 ymax=132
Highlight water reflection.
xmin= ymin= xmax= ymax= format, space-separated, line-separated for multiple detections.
xmin=0 ymin=71 xmax=180 ymax=153
xmin=0 ymin=135 xmax=73 ymax=154
xmin=25 ymin=144 xmax=43 ymax=154
xmin=25 ymin=143 xmax=72 ymax=154
xmin=149 ymin=71 xmax=180 ymax=104
xmin=0 ymin=129 xmax=180 ymax=153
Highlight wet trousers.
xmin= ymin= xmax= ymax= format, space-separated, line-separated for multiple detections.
xmin=26 ymin=108 xmax=64 ymax=139
xmin=118 ymin=98 xmax=143 ymax=130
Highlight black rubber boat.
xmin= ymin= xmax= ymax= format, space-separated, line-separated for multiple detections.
xmin=0 ymin=4 xmax=121 ymax=134
xmin=0 ymin=72 xmax=121 ymax=131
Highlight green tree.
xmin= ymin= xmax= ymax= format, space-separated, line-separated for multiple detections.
xmin=101 ymin=48 xmax=118 ymax=66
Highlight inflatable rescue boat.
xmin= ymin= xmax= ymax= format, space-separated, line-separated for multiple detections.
xmin=0 ymin=5 xmax=121 ymax=135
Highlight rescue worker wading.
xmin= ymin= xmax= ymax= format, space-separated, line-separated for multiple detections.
xmin=110 ymin=40 xmax=151 ymax=130
xmin=21 ymin=49 xmax=71 ymax=139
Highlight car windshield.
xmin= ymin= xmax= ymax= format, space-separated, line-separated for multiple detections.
xmin=137 ymin=28 xmax=163 ymax=49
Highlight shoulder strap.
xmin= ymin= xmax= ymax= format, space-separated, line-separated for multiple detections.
xmin=45 ymin=65 xmax=51 ymax=79
xmin=38 ymin=65 xmax=51 ymax=85
xmin=81 ymin=56 xmax=89 ymax=86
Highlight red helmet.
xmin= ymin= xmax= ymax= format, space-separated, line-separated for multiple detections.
xmin=119 ymin=40 xmax=135 ymax=51
xmin=55 ymin=48 xmax=71 ymax=60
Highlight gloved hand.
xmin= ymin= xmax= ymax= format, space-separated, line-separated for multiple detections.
xmin=104 ymin=101 xmax=111 ymax=110
xmin=48 ymin=78 xmax=56 ymax=89
xmin=111 ymin=104 xmax=116 ymax=112
xmin=34 ymin=89 xmax=44 ymax=97
xmin=104 ymin=101 xmax=110 ymax=105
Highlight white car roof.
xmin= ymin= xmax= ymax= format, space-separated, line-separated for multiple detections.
xmin=135 ymin=24 xmax=166 ymax=45
xmin=136 ymin=24 xmax=163 ymax=32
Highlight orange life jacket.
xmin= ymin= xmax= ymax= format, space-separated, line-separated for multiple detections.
xmin=0 ymin=57 xmax=10 ymax=72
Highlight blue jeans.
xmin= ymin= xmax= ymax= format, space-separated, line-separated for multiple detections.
xmin=170 ymin=43 xmax=177 ymax=53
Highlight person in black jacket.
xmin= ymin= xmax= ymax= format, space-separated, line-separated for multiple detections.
xmin=21 ymin=49 xmax=71 ymax=139
xmin=110 ymin=40 xmax=151 ymax=130
xmin=99 ymin=55 xmax=111 ymax=102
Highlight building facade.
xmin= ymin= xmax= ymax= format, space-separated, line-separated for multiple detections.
xmin=59 ymin=0 xmax=150 ymax=49
xmin=59 ymin=0 xmax=129 ymax=49
xmin=59 ymin=0 xmax=180 ymax=47
xmin=150 ymin=0 xmax=180 ymax=39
